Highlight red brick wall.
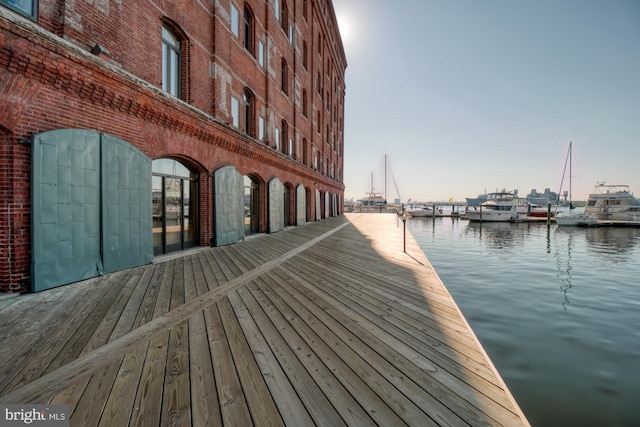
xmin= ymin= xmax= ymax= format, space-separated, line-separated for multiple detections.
xmin=0 ymin=1 xmax=345 ymax=293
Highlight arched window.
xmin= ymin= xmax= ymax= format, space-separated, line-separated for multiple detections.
xmin=280 ymin=0 xmax=289 ymax=34
xmin=162 ymin=26 xmax=181 ymax=97
xmin=281 ymin=57 xmax=289 ymax=95
xmin=152 ymin=158 xmax=198 ymax=255
xmin=302 ymin=41 xmax=308 ymax=70
xmin=243 ymin=88 xmax=254 ymax=137
xmin=281 ymin=120 xmax=289 ymax=155
xmin=302 ymin=89 xmax=308 ymax=117
xmin=244 ymin=5 xmax=255 ymax=56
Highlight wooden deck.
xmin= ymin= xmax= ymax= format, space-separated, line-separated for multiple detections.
xmin=0 ymin=213 xmax=530 ymax=426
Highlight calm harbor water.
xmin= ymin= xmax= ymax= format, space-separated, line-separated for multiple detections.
xmin=407 ymin=213 xmax=640 ymax=427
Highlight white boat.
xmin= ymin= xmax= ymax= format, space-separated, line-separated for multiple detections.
xmin=407 ymin=205 xmax=443 ymax=217
xmin=555 ymin=141 xmax=598 ymax=226
xmin=555 ymin=212 xmax=597 ymax=226
xmin=465 ymin=191 xmax=527 ymax=222
xmin=584 ymin=183 xmax=640 ymax=222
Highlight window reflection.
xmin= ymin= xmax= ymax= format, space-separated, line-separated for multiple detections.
xmin=152 ymin=159 xmax=198 ymax=255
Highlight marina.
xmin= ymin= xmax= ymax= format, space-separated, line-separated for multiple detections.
xmin=0 ymin=214 xmax=529 ymax=426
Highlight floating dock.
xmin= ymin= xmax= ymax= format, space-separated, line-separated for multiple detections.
xmin=0 ymin=213 xmax=530 ymax=426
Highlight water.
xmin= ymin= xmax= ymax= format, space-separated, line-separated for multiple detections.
xmin=407 ymin=214 xmax=640 ymax=427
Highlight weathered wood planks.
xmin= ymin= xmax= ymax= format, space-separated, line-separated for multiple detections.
xmin=0 ymin=214 xmax=529 ymax=426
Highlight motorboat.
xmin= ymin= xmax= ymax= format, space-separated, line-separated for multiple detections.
xmin=584 ymin=183 xmax=640 ymax=222
xmin=555 ymin=212 xmax=597 ymax=226
xmin=527 ymin=203 xmax=556 ymax=218
xmin=465 ymin=191 xmax=527 ymax=222
xmin=407 ymin=205 xmax=443 ymax=217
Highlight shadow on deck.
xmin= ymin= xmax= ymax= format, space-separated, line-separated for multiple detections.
xmin=0 ymin=213 xmax=529 ymax=426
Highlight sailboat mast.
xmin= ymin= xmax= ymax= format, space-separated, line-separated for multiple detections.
xmin=569 ymin=141 xmax=572 ymax=206
xmin=384 ymin=154 xmax=387 ymax=203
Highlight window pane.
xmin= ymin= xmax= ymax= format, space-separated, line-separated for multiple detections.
xmin=165 ymin=178 xmax=182 ymax=248
xmin=259 ymin=117 xmax=265 ymax=141
xmin=152 ymin=175 xmax=163 ymax=252
xmin=258 ymin=41 xmax=265 ymax=67
xmin=231 ymin=4 xmax=239 ymax=37
xmin=162 ymin=27 xmax=180 ymax=97
xmin=169 ymin=49 xmax=179 ymax=96
xmin=162 ymin=44 xmax=168 ymax=92
xmin=3 ymin=0 xmax=35 ymax=17
xmin=231 ymin=97 xmax=239 ymax=127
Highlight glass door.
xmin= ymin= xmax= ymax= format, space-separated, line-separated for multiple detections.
xmin=152 ymin=159 xmax=198 ymax=255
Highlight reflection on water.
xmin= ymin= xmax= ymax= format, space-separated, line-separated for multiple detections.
xmin=465 ymin=221 xmax=524 ymax=249
xmin=408 ymin=218 xmax=640 ymax=427
xmin=553 ymin=230 xmax=573 ymax=310
xmin=585 ymin=227 xmax=640 ymax=256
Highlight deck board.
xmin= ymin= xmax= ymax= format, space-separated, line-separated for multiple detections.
xmin=0 ymin=213 xmax=530 ymax=426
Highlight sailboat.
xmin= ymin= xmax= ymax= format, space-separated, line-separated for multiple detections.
xmin=555 ymin=142 xmax=597 ymax=226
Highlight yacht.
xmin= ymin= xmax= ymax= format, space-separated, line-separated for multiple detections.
xmin=584 ymin=183 xmax=640 ymax=222
xmin=465 ymin=191 xmax=527 ymax=222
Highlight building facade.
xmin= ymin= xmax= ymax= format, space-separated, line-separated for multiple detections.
xmin=0 ymin=0 xmax=346 ymax=293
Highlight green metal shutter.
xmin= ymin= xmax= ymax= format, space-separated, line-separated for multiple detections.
xmin=31 ymin=129 xmax=153 ymax=292
xmin=101 ymin=134 xmax=153 ymax=273
xmin=32 ymin=129 xmax=102 ymax=291
xmin=268 ymin=178 xmax=284 ymax=233
xmin=214 ymin=166 xmax=244 ymax=246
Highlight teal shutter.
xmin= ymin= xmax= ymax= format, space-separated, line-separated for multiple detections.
xmin=31 ymin=130 xmax=152 ymax=291
xmin=32 ymin=130 xmax=102 ymax=291
xmin=214 ymin=166 xmax=244 ymax=246
xmin=101 ymin=134 xmax=153 ymax=273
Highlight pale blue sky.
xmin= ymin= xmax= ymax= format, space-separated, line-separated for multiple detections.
xmin=333 ymin=0 xmax=640 ymax=203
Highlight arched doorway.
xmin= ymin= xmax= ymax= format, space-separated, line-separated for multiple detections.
xmin=153 ymin=158 xmax=199 ymax=255
xmin=244 ymin=175 xmax=260 ymax=235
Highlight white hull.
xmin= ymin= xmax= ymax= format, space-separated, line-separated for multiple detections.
xmin=466 ymin=209 xmax=518 ymax=222
xmin=407 ymin=206 xmax=443 ymax=217
xmin=555 ymin=213 xmax=597 ymax=226
xmin=407 ymin=208 xmax=432 ymax=217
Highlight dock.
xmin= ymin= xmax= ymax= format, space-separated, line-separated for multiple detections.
xmin=0 ymin=213 xmax=530 ymax=426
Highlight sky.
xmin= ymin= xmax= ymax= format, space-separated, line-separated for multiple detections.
xmin=332 ymin=0 xmax=640 ymax=203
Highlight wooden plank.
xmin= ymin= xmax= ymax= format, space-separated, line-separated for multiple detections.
xmin=204 ymin=302 xmax=253 ymax=426
xmin=245 ymin=279 xmax=374 ymax=425
xmin=271 ymin=265 xmax=519 ymax=426
xmin=188 ymin=309 xmax=223 ymax=427
xmin=274 ymin=265 xmax=521 ymax=425
xmin=68 ymin=361 xmax=121 ymax=426
xmin=218 ymin=295 xmax=284 ymax=427
xmin=293 ymin=254 xmax=491 ymax=368
xmin=232 ymin=286 xmax=336 ymax=426
xmin=256 ymin=272 xmax=439 ymax=426
xmin=129 ymin=332 xmax=170 ymax=426
xmin=96 ymin=265 xmax=164 ymax=427
xmin=0 ymin=272 xmax=125 ymax=393
xmin=97 ymin=344 xmax=148 ymax=427
xmin=160 ymin=319 xmax=191 ymax=426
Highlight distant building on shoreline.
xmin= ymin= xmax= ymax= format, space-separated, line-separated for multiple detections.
xmin=525 ymin=188 xmax=561 ymax=206
xmin=1 ymin=0 xmax=346 ymax=292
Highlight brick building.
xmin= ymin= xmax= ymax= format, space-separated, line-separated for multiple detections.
xmin=0 ymin=0 xmax=346 ymax=293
